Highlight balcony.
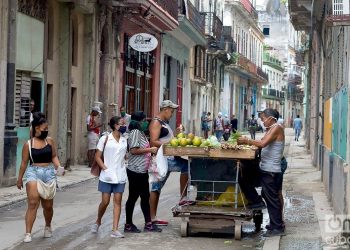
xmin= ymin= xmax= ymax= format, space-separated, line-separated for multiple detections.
xmin=288 ymin=0 xmax=312 ymax=31
xmin=262 ymin=88 xmax=285 ymax=100
xmin=288 ymin=65 xmax=302 ymax=85
xmin=153 ymin=0 xmax=178 ymax=20
xmin=117 ymin=0 xmax=178 ymax=31
xmin=223 ymin=26 xmax=237 ymax=53
xmin=203 ymin=12 xmax=223 ymax=40
xmin=225 ymin=0 xmax=258 ymax=20
xmin=263 ymin=52 xmax=284 ymax=71
xmin=257 ymin=67 xmax=268 ymax=82
xmin=186 ymin=0 xmax=205 ymax=34
xmin=226 ymin=53 xmax=268 ymax=84
xmin=326 ymin=14 xmax=350 ymax=26
xmin=287 ymin=92 xmax=304 ymax=103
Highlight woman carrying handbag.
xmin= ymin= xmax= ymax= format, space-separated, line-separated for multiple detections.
xmin=17 ymin=112 xmax=65 ymax=243
xmin=91 ymin=116 xmax=128 ymax=238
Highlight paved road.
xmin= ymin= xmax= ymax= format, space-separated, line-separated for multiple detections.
xmin=0 ymin=173 xmax=265 ymax=250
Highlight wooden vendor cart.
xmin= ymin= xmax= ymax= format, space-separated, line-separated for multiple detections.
xmin=164 ymin=146 xmax=263 ymax=240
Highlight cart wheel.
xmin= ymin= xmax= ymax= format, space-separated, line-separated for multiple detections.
xmin=234 ymin=224 xmax=242 ymax=240
xmin=181 ymin=220 xmax=189 ymax=237
xmin=253 ymin=210 xmax=263 ymax=231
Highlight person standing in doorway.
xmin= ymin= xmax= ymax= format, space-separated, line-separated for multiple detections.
xmin=214 ymin=112 xmax=224 ymax=141
xmin=293 ymin=115 xmax=303 ymax=141
xmin=120 ymin=106 xmax=131 ymax=132
xmin=248 ymin=114 xmax=258 ymax=139
xmin=29 ymin=99 xmax=35 ymax=138
xmin=201 ymin=112 xmax=209 ymax=139
xmin=91 ymin=116 xmax=128 ymax=238
xmin=17 ymin=112 xmax=65 ymax=243
xmin=230 ymin=114 xmax=238 ymax=133
xmin=86 ymin=107 xmax=102 ymax=168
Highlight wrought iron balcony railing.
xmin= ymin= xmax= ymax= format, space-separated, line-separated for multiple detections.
xmin=202 ymin=12 xmax=223 ymax=40
xmin=262 ymin=88 xmax=285 ymax=99
xmin=186 ymin=0 xmax=205 ymax=34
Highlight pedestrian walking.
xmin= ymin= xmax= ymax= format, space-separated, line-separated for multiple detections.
xmin=293 ymin=115 xmax=303 ymax=141
xmin=223 ymin=114 xmax=231 ymax=141
xmin=214 ymin=112 xmax=224 ymax=141
xmin=16 ymin=112 xmax=65 ymax=243
xmin=247 ymin=114 xmax=258 ymax=139
xmin=120 ymin=106 xmax=131 ymax=132
xmin=201 ymin=111 xmax=209 ymax=139
xmin=149 ymin=100 xmax=188 ymax=226
xmin=238 ymin=108 xmax=285 ymax=237
xmin=230 ymin=114 xmax=238 ymax=133
xmin=86 ymin=107 xmax=102 ymax=168
xmin=91 ymin=116 xmax=128 ymax=238
xmin=124 ymin=111 xmax=162 ymax=233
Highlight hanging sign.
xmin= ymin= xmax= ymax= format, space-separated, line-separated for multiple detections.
xmin=129 ymin=33 xmax=158 ymax=52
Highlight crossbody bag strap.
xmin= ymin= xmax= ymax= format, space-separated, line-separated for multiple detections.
xmin=28 ymin=139 xmax=34 ymax=164
xmin=102 ymin=134 xmax=109 ymax=154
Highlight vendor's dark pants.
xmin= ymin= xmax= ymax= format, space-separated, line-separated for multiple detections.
xmin=238 ymin=160 xmax=263 ymax=205
xmin=260 ymin=170 xmax=284 ymax=230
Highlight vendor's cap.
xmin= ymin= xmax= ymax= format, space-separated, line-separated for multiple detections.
xmin=92 ymin=106 xmax=102 ymax=113
xmin=218 ymin=112 xmax=223 ymax=116
xmin=131 ymin=111 xmax=146 ymax=121
xmin=160 ymin=100 xmax=179 ymax=109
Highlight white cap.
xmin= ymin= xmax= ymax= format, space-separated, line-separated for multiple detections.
xmin=92 ymin=106 xmax=102 ymax=114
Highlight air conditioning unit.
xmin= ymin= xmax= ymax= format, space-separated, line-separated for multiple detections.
xmin=333 ymin=0 xmax=350 ymax=15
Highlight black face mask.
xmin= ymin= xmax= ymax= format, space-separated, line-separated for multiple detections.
xmin=38 ymin=130 xmax=48 ymax=140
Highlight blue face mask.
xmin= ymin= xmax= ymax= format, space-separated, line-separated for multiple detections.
xmin=118 ymin=126 xmax=127 ymax=134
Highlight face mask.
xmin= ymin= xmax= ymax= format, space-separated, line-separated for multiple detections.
xmin=118 ymin=126 xmax=127 ymax=134
xmin=121 ymin=112 xmax=126 ymax=117
xmin=263 ymin=116 xmax=277 ymax=129
xmin=38 ymin=130 xmax=48 ymax=139
xmin=140 ymin=121 xmax=149 ymax=132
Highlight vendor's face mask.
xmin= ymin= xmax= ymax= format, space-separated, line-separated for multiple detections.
xmin=263 ymin=116 xmax=277 ymax=128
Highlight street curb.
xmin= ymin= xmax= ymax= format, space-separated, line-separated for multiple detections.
xmin=0 ymin=177 xmax=96 ymax=209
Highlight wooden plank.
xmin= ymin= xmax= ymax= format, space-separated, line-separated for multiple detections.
xmin=209 ymin=149 xmax=256 ymax=159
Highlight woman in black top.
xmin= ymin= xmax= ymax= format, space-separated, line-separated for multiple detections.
xmin=17 ymin=112 xmax=64 ymax=243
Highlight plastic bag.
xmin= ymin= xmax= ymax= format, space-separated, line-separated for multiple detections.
xmin=148 ymin=145 xmax=168 ymax=183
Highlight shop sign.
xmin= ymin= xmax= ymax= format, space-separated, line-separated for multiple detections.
xmin=129 ymin=33 xmax=158 ymax=52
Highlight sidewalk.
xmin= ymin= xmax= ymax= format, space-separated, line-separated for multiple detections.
xmin=0 ymin=165 xmax=94 ymax=208
xmin=261 ymin=128 xmax=338 ymax=250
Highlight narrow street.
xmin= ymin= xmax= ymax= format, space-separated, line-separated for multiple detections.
xmin=0 ymin=128 xmax=327 ymax=250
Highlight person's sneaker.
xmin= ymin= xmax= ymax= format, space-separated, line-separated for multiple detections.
xmin=110 ymin=230 xmax=125 ymax=238
xmin=91 ymin=223 xmax=100 ymax=233
xmin=144 ymin=223 xmax=162 ymax=232
xmin=124 ymin=224 xmax=141 ymax=233
xmin=23 ymin=233 xmax=32 ymax=243
xmin=247 ymin=201 xmax=266 ymax=210
xmin=152 ymin=219 xmax=168 ymax=226
xmin=263 ymin=229 xmax=286 ymax=237
xmin=44 ymin=226 xmax=52 ymax=238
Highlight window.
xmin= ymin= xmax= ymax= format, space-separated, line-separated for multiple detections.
xmin=194 ymin=46 xmax=205 ymax=78
xmin=123 ymin=34 xmax=154 ymax=117
xmin=219 ymin=65 xmax=224 ymax=90
xmin=263 ymin=25 xmax=270 ymax=36
xmin=333 ymin=0 xmax=344 ymax=15
xmin=72 ymin=14 xmax=78 ymax=66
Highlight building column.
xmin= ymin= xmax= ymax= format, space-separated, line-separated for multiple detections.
xmin=57 ymin=4 xmax=70 ymax=167
xmin=3 ymin=0 xmax=18 ymax=186
xmin=0 ymin=0 xmax=9 ymax=186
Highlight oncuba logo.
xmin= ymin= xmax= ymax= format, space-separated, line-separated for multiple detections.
xmin=129 ymin=33 xmax=158 ymax=52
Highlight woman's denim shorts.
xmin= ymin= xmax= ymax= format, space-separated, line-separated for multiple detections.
xmin=24 ymin=165 xmax=56 ymax=185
